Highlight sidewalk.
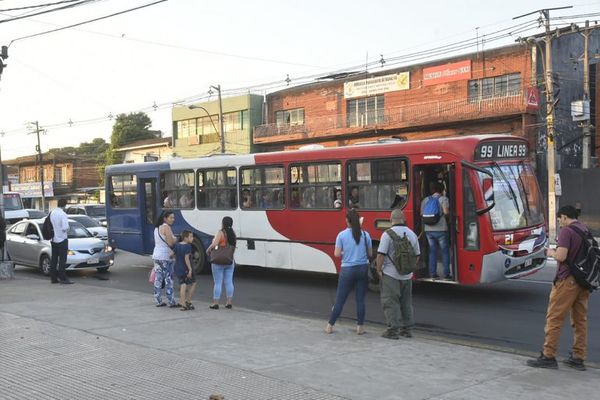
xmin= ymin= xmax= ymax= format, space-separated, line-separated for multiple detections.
xmin=1 ymin=277 xmax=599 ymax=400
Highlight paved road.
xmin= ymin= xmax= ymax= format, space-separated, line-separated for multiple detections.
xmin=13 ymin=251 xmax=600 ymax=363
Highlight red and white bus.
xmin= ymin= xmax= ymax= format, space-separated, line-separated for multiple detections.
xmin=106 ymin=134 xmax=547 ymax=284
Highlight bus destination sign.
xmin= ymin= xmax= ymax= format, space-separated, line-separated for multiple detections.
xmin=474 ymin=141 xmax=528 ymax=161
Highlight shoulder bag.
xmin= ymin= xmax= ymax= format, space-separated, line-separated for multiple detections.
xmin=210 ymin=230 xmax=235 ymax=265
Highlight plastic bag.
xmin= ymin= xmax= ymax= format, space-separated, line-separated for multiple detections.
xmin=149 ymin=268 xmax=156 ymax=284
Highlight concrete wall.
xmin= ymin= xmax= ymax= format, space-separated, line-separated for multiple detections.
xmin=172 ymin=94 xmax=263 ymax=158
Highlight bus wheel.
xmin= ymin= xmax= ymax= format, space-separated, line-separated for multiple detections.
xmin=191 ymin=237 xmax=208 ymax=274
xmin=368 ymin=246 xmax=380 ymax=293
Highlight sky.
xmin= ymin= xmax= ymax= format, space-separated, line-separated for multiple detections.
xmin=0 ymin=0 xmax=598 ymax=161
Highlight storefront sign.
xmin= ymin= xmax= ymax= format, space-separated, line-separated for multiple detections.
xmin=423 ymin=60 xmax=471 ymax=86
xmin=344 ymin=72 xmax=410 ymax=99
xmin=12 ymin=182 xmax=54 ymax=198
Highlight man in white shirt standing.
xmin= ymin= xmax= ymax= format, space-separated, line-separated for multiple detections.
xmin=376 ymin=209 xmax=420 ymax=340
xmin=50 ymin=199 xmax=72 ymax=284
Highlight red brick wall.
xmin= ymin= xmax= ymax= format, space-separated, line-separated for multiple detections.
xmin=264 ymin=45 xmax=533 ymax=142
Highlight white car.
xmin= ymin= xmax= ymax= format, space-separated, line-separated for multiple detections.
xmin=65 ymin=204 xmax=107 ymax=226
xmin=5 ymin=219 xmax=115 ymax=275
xmin=67 ymin=215 xmax=108 ymax=240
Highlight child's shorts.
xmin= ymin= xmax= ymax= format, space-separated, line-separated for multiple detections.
xmin=177 ymin=273 xmax=196 ymax=285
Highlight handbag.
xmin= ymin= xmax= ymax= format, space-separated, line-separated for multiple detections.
xmin=210 ymin=230 xmax=235 ymax=265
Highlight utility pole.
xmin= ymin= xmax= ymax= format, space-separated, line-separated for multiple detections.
xmin=582 ymin=20 xmax=592 ymax=169
xmin=30 ymin=121 xmax=46 ymax=212
xmin=514 ymin=6 xmax=571 ymax=243
xmin=210 ymin=84 xmax=225 ymax=154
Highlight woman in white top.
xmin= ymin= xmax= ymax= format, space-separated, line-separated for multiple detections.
xmin=152 ymin=211 xmax=178 ymax=307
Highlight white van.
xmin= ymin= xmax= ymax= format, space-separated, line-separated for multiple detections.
xmin=2 ymin=192 xmax=28 ymax=225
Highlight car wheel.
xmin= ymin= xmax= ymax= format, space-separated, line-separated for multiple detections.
xmin=191 ymin=237 xmax=207 ymax=274
xmin=39 ymin=254 xmax=51 ymax=276
xmin=96 ymin=267 xmax=109 ymax=273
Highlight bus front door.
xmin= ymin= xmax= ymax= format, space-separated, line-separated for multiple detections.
xmin=140 ymin=178 xmax=159 ymax=254
xmin=413 ymin=163 xmax=457 ymax=282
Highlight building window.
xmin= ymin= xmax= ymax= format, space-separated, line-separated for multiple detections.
xmin=347 ymin=158 xmax=409 ymax=210
xmin=347 ymin=95 xmax=384 ymax=127
xmin=160 ymin=170 xmax=194 ymax=209
xmin=275 ymin=108 xmax=305 ymax=126
xmin=109 ymin=175 xmax=138 ymax=209
xmin=241 ymin=166 xmax=285 ymax=209
xmin=289 ymin=163 xmax=342 ymax=209
xmin=468 ymin=73 xmax=521 ymax=102
xmin=54 ymin=167 xmax=67 ymax=183
xmin=197 ymin=168 xmax=237 ymax=209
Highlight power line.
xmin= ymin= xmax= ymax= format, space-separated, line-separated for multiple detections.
xmin=0 ymin=0 xmax=97 ymax=25
xmin=0 ymin=0 xmax=83 ymax=13
xmin=9 ymin=0 xmax=168 ymax=46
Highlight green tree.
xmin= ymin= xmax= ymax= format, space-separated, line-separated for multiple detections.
xmin=103 ymin=112 xmax=159 ymax=169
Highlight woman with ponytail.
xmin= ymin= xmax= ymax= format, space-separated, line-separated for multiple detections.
xmin=206 ymin=216 xmax=237 ymax=309
xmin=326 ymin=209 xmax=372 ymax=335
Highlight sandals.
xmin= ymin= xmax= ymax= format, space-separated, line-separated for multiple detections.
xmin=186 ymin=302 xmax=195 ymax=310
xmin=169 ymin=303 xmax=183 ymax=308
xmin=225 ymin=304 xmax=232 ymax=309
xmin=156 ymin=303 xmax=167 ymax=307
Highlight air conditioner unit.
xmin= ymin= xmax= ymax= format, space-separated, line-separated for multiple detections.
xmin=188 ymin=136 xmax=199 ymax=145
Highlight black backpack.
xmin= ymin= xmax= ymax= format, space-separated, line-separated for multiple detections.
xmin=566 ymin=225 xmax=600 ymax=292
xmin=41 ymin=211 xmax=54 ymax=240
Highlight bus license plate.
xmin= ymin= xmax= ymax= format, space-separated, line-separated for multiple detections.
xmin=87 ymin=258 xmax=99 ymax=265
xmin=525 ymin=258 xmax=532 ymax=267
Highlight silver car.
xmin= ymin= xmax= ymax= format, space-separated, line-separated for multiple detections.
xmin=5 ymin=219 xmax=115 ymax=276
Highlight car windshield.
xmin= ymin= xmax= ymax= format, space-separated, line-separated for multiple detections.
xmin=68 ymin=221 xmax=93 ymax=238
xmin=85 ymin=206 xmax=106 ymax=217
xmin=27 ymin=210 xmax=47 ymax=219
xmin=480 ymin=163 xmax=544 ymax=231
xmin=73 ymin=216 xmax=101 ymax=228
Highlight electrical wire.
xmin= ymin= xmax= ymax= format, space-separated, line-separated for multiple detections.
xmin=0 ymin=0 xmax=83 ymax=13
xmin=9 ymin=0 xmax=168 ymax=46
xmin=0 ymin=0 xmax=97 ymax=25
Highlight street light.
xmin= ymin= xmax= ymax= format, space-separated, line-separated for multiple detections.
xmin=188 ymin=84 xmax=225 ymax=154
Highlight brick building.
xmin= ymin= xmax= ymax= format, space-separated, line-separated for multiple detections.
xmin=254 ymin=43 xmax=539 ymax=159
xmin=5 ymin=153 xmax=100 ymax=209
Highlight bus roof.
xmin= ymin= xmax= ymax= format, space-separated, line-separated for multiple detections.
xmin=105 ymin=134 xmax=525 ymax=174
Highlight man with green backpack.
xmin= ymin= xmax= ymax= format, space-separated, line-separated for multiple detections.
xmin=376 ymin=209 xmax=420 ymax=340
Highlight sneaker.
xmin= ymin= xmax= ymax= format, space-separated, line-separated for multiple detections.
xmin=209 ymin=304 xmax=219 ymax=310
xmin=400 ymin=330 xmax=413 ymax=338
xmin=381 ymin=329 xmax=400 ymax=340
xmin=430 ymin=274 xmax=440 ymax=279
xmin=444 ymin=275 xmax=453 ymax=281
xmin=563 ymin=353 xmax=586 ymax=371
xmin=526 ymin=352 xmax=558 ymax=369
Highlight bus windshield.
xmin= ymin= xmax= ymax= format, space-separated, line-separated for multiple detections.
xmin=481 ymin=163 xmax=544 ymax=231
xmin=3 ymin=193 xmax=23 ymax=211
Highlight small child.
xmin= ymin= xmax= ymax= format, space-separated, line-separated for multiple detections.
xmin=174 ymin=230 xmax=197 ymax=311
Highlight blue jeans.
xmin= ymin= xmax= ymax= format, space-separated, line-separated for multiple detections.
xmin=426 ymin=231 xmax=450 ymax=277
xmin=328 ymin=264 xmax=368 ymax=326
xmin=153 ymin=259 xmax=176 ymax=305
xmin=212 ymin=263 xmax=235 ymax=300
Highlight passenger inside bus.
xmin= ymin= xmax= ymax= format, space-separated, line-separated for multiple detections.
xmin=291 ymin=188 xmax=301 ymax=208
xmin=242 ymin=189 xmax=253 ymax=208
xmin=334 ymin=189 xmax=342 ymax=208
xmin=163 ymin=192 xmax=176 ymax=208
xmin=348 ymin=186 xmax=360 ymax=208
xmin=179 ymin=187 xmax=194 ymax=208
